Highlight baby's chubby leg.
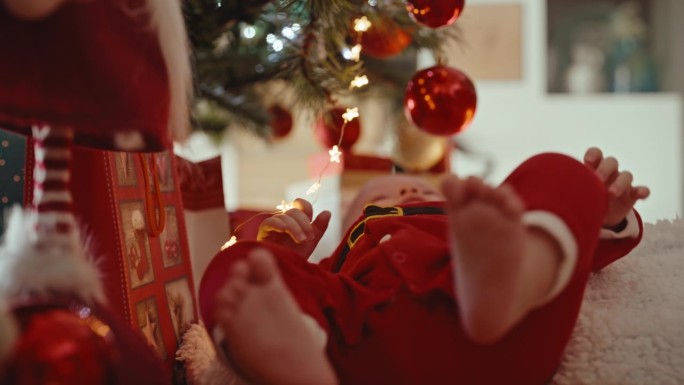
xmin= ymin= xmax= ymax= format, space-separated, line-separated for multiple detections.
xmin=3 ymin=0 xmax=69 ymax=20
xmin=213 ymin=248 xmax=338 ymax=385
xmin=442 ymin=176 xmax=564 ymax=344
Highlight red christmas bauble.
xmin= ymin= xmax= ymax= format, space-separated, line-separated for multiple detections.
xmin=404 ymin=64 xmax=476 ymax=136
xmin=359 ymin=16 xmax=413 ymax=59
xmin=406 ymin=0 xmax=465 ymax=28
xmin=268 ymin=105 xmax=293 ymax=139
xmin=314 ymin=108 xmax=361 ymax=150
xmin=6 ymin=307 xmax=117 ymax=385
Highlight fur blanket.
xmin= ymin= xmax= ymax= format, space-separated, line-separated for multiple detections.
xmin=178 ymin=219 xmax=684 ymax=385
xmin=551 ymin=218 xmax=684 ymax=385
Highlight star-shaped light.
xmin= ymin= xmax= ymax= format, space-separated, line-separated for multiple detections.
xmin=220 ymin=235 xmax=237 ymax=250
xmin=306 ymin=182 xmax=321 ymax=196
xmin=276 ymin=200 xmax=294 ymax=213
xmin=354 ymin=16 xmax=372 ymax=32
xmin=329 ymin=145 xmax=342 ymax=163
xmin=342 ymin=107 xmax=359 ymax=122
xmin=349 ymin=44 xmax=362 ymax=61
xmin=350 ymin=75 xmax=369 ymax=89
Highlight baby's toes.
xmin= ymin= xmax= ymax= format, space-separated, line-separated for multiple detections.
xmin=215 ymin=262 xmax=250 ymax=311
xmin=494 ymin=184 xmax=525 ymax=218
xmin=442 ymin=175 xmax=466 ymax=208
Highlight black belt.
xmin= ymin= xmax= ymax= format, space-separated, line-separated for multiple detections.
xmin=332 ymin=204 xmax=445 ymax=272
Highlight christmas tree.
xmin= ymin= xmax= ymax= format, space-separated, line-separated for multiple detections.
xmin=184 ymin=0 xmax=464 ymax=139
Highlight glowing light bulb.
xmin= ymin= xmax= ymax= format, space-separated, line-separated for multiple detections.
xmin=221 ymin=235 xmax=237 ymax=250
xmin=342 ymin=107 xmax=359 ymax=122
xmin=354 ymin=16 xmax=372 ymax=32
xmin=307 ymin=182 xmax=321 ymax=196
xmin=350 ymin=75 xmax=369 ymax=89
xmin=329 ymin=145 xmax=342 ymax=163
xmin=242 ymin=25 xmax=257 ymax=39
xmin=272 ymin=39 xmax=284 ymax=52
xmin=277 ymin=200 xmax=294 ymax=213
xmin=282 ymin=26 xmax=296 ymax=39
xmin=349 ymin=44 xmax=362 ymax=61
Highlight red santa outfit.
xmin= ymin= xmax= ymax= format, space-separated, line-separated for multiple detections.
xmin=199 ymin=152 xmax=643 ymax=385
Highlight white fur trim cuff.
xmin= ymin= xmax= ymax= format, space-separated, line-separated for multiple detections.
xmin=599 ymin=210 xmax=639 ymax=239
xmin=211 ymin=326 xmax=230 ymax=362
xmin=523 ymin=211 xmax=578 ymax=306
xmin=302 ymin=314 xmax=327 ymax=351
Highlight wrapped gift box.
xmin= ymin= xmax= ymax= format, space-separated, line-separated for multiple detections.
xmin=24 ymin=144 xmax=198 ymax=373
xmin=175 ymin=155 xmax=231 ymax=294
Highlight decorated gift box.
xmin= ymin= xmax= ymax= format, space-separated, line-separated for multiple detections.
xmin=22 ymin=144 xmax=198 ymax=370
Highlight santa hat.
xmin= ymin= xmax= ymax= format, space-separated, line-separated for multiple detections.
xmin=0 ymin=125 xmax=105 ymax=304
xmin=0 ymin=0 xmax=192 ymax=151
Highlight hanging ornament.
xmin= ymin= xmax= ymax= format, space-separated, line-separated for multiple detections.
xmin=392 ymin=113 xmax=448 ymax=171
xmin=404 ymin=64 xmax=476 ymax=136
xmin=314 ymin=108 xmax=361 ymax=151
xmin=268 ymin=105 xmax=293 ymax=139
xmin=358 ymin=15 xmax=413 ymax=59
xmin=406 ymin=0 xmax=465 ymax=29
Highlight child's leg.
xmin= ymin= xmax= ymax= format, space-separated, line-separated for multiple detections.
xmin=199 ymin=242 xmax=347 ymax=385
xmin=213 ymin=248 xmax=337 ymax=385
xmin=442 ymin=152 xmax=607 ymax=345
xmin=442 ymin=176 xmax=562 ymax=343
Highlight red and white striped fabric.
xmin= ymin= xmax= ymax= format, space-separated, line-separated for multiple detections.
xmin=0 ymin=124 xmax=106 ymax=304
xmin=31 ymin=125 xmax=75 ymax=236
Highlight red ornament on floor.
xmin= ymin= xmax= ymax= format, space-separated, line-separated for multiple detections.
xmin=268 ymin=105 xmax=293 ymax=139
xmin=406 ymin=0 xmax=465 ymax=28
xmin=404 ymin=64 xmax=476 ymax=136
xmin=314 ymin=108 xmax=361 ymax=150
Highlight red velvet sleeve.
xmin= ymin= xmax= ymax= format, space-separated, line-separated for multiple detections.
xmin=592 ymin=210 xmax=644 ymax=271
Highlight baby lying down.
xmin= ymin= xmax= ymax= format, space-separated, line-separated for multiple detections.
xmin=199 ymin=147 xmax=648 ymax=385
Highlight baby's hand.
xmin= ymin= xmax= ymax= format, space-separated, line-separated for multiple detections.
xmin=583 ymin=147 xmax=650 ymax=230
xmin=257 ymin=198 xmax=331 ymax=259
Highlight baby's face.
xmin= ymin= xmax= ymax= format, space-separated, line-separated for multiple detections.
xmin=342 ymin=175 xmax=444 ymax=229
xmin=359 ymin=175 xmax=443 ymax=207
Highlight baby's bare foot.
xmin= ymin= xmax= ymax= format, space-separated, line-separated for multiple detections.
xmin=214 ymin=249 xmax=337 ymax=385
xmin=442 ymin=176 xmax=529 ymax=343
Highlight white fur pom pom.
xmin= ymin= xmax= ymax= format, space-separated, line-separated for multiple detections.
xmin=0 ymin=206 xmax=105 ymax=304
xmin=176 ymin=323 xmax=248 ymax=385
xmin=146 ymin=0 xmax=192 ymax=142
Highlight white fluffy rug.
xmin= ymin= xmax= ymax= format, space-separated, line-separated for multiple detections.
xmin=178 ymin=219 xmax=684 ymax=385
xmin=552 ymin=218 xmax=684 ymax=385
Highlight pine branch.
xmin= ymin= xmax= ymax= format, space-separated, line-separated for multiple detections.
xmin=194 ymin=85 xmax=272 ymax=137
xmin=186 ymin=0 xmax=462 ymax=138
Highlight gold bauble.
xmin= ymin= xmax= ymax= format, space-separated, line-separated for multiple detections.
xmin=391 ymin=113 xmax=448 ymax=172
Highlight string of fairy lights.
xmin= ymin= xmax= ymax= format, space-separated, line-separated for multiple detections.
xmin=221 ymin=16 xmax=372 ymax=250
